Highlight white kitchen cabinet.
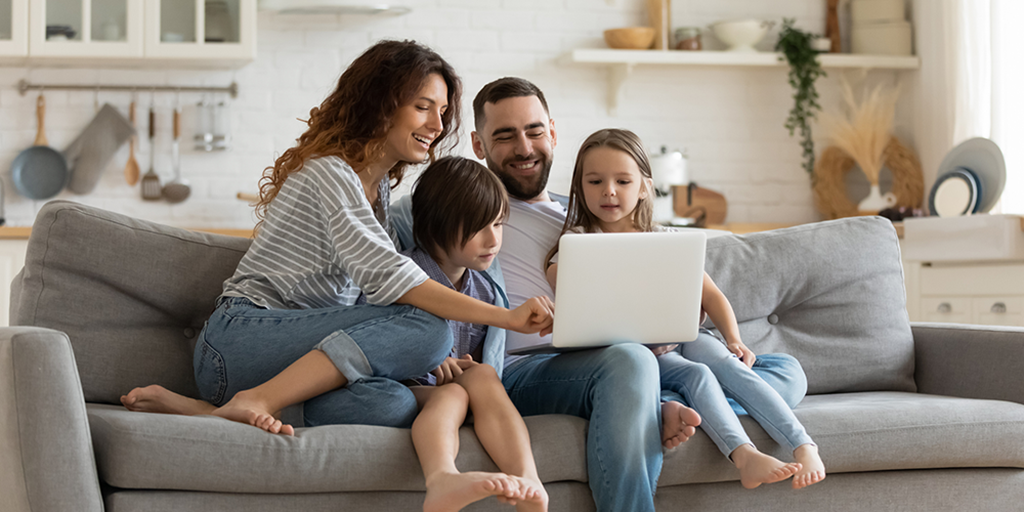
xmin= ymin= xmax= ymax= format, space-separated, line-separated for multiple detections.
xmin=144 ymin=0 xmax=255 ymax=63
xmin=905 ymin=261 xmax=1024 ymax=327
xmin=0 ymin=0 xmax=28 ymax=58
xmin=29 ymin=0 xmax=143 ymax=57
xmin=0 ymin=239 xmax=28 ymax=327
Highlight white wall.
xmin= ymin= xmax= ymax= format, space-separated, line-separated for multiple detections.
xmin=0 ymin=0 xmax=915 ymax=229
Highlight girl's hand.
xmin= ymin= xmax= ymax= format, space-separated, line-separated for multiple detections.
xmin=506 ymin=296 xmax=555 ymax=336
xmin=727 ymin=342 xmax=756 ymax=369
xmin=431 ymin=355 xmax=478 ymax=385
xmin=646 ymin=344 xmax=679 ymax=356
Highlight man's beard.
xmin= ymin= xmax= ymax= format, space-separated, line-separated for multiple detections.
xmin=483 ymin=153 xmax=552 ymax=201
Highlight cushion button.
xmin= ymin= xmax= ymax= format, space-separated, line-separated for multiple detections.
xmin=184 ymin=328 xmax=197 ymax=338
xmin=767 ymin=314 xmax=779 ymax=325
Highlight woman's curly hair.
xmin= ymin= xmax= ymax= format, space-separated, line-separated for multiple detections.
xmin=254 ymin=40 xmax=462 ymax=231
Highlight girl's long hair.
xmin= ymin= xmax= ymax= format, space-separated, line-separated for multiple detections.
xmin=254 ymin=40 xmax=462 ymax=232
xmin=544 ymin=128 xmax=654 ymax=268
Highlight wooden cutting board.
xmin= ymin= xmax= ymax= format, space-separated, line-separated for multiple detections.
xmin=646 ymin=0 xmax=670 ymax=50
xmin=673 ymin=184 xmax=728 ymax=225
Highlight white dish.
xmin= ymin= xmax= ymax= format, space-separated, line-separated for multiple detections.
xmin=852 ymin=21 xmax=912 ymax=55
xmin=929 ymin=170 xmax=977 ymax=217
xmin=711 ymin=19 xmax=771 ymax=52
xmin=851 ymin=0 xmax=906 ymax=24
xmin=934 ymin=137 xmax=1006 ymax=213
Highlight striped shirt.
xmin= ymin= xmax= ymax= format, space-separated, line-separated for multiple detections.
xmin=221 ymin=155 xmax=428 ymax=309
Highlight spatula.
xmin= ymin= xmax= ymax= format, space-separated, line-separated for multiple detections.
xmin=141 ymin=102 xmax=162 ymax=201
xmin=124 ymin=101 xmax=140 ymax=185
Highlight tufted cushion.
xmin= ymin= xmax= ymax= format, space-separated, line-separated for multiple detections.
xmin=10 ymin=201 xmax=251 ymax=404
xmin=704 ymin=217 xmax=915 ymax=394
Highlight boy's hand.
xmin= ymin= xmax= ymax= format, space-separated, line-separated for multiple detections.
xmin=506 ymin=296 xmax=555 ymax=336
xmin=727 ymin=342 xmax=756 ymax=369
xmin=431 ymin=355 xmax=478 ymax=385
xmin=646 ymin=344 xmax=679 ymax=356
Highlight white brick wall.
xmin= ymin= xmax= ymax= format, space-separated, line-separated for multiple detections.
xmin=0 ymin=0 xmax=914 ymax=229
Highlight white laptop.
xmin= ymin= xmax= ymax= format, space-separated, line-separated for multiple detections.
xmin=507 ymin=231 xmax=707 ymax=355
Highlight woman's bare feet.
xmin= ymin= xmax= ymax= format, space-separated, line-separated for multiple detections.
xmin=211 ymin=389 xmax=295 ymax=436
xmin=423 ymin=471 xmax=522 ymax=512
xmin=792 ymin=444 xmax=826 ymax=489
xmin=509 ymin=476 xmax=548 ymax=512
xmin=731 ymin=444 xmax=801 ymax=489
xmin=662 ymin=401 xmax=701 ymax=449
xmin=120 ymin=385 xmax=216 ymax=416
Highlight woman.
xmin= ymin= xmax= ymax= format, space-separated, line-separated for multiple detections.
xmin=133 ymin=40 xmax=553 ymax=436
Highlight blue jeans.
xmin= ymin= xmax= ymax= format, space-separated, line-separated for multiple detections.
xmin=502 ymin=344 xmax=663 ymax=512
xmin=194 ymin=297 xmax=452 ymax=428
xmin=659 ymin=333 xmax=814 ymax=458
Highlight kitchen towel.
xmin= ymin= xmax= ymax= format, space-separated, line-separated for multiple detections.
xmin=63 ymin=103 xmax=136 ymax=195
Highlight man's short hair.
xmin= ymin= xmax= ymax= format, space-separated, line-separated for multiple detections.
xmin=412 ymin=156 xmax=510 ymax=263
xmin=472 ymin=77 xmax=550 ymax=132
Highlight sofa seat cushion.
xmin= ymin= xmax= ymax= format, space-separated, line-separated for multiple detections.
xmin=87 ymin=405 xmax=587 ymax=493
xmin=659 ymin=392 xmax=1024 ymax=486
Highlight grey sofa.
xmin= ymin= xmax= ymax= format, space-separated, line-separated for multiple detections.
xmin=3 ymin=200 xmax=1024 ymax=512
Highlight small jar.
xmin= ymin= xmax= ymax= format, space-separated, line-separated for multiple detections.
xmin=674 ymin=27 xmax=702 ymax=50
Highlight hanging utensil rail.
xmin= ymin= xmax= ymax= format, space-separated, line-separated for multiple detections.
xmin=17 ymin=79 xmax=238 ymax=98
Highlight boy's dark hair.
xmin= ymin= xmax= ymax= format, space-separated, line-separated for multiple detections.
xmin=472 ymin=77 xmax=549 ymax=132
xmin=412 ymin=156 xmax=510 ymax=262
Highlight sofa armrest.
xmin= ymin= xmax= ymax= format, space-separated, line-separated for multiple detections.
xmin=913 ymin=322 xmax=1024 ymax=405
xmin=0 ymin=327 xmax=103 ymax=512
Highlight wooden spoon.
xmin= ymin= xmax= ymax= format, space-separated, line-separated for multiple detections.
xmin=124 ymin=101 xmax=140 ymax=185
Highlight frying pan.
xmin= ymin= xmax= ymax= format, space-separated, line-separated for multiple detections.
xmin=11 ymin=95 xmax=69 ymax=200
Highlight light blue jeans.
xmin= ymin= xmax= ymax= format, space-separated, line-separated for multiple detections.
xmin=194 ymin=297 xmax=452 ymax=428
xmin=502 ymin=344 xmax=663 ymax=512
xmin=659 ymin=332 xmax=814 ymax=459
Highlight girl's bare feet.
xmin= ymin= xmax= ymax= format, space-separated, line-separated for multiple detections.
xmin=792 ymin=444 xmax=826 ymax=489
xmin=509 ymin=476 xmax=548 ymax=512
xmin=120 ymin=385 xmax=216 ymax=416
xmin=211 ymin=389 xmax=295 ymax=436
xmin=662 ymin=401 xmax=701 ymax=449
xmin=423 ymin=471 xmax=522 ymax=512
xmin=731 ymin=444 xmax=801 ymax=489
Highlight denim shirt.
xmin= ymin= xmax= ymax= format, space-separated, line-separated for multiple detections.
xmin=390 ymin=194 xmax=509 ymax=379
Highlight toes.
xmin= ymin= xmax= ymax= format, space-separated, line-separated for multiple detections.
xmin=281 ymin=423 xmax=295 ymax=436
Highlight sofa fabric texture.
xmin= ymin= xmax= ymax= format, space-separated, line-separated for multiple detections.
xmin=705 ymin=217 xmax=915 ymax=394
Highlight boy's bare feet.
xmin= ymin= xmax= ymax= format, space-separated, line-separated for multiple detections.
xmin=731 ymin=444 xmax=801 ymax=489
xmin=508 ymin=476 xmax=548 ymax=512
xmin=423 ymin=471 xmax=521 ymax=512
xmin=792 ymin=444 xmax=826 ymax=489
xmin=120 ymin=385 xmax=216 ymax=416
xmin=210 ymin=389 xmax=295 ymax=436
xmin=662 ymin=401 xmax=701 ymax=449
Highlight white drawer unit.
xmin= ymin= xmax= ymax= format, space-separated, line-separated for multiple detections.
xmin=906 ymin=261 xmax=1024 ymax=326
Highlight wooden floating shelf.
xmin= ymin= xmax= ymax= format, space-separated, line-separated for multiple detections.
xmin=564 ymin=49 xmax=921 ymax=115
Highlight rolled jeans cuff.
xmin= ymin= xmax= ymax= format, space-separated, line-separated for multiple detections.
xmin=316 ymin=329 xmax=373 ymax=383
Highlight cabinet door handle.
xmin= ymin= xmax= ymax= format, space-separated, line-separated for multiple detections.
xmin=937 ymin=303 xmax=952 ymax=314
xmin=991 ymin=302 xmax=1007 ymax=314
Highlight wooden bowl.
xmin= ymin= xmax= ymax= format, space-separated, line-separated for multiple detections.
xmin=603 ymin=27 xmax=656 ymax=50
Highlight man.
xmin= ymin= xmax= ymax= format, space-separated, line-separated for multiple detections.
xmin=470 ymin=77 xmax=809 ymax=512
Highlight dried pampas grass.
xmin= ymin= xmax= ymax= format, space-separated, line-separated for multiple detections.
xmin=813 ymin=136 xmax=924 ymax=220
xmin=819 ymin=79 xmax=900 ymax=185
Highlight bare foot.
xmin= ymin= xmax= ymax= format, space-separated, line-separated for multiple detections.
xmin=792 ymin=444 xmax=826 ymax=489
xmin=211 ymin=389 xmax=295 ymax=436
xmin=731 ymin=444 xmax=801 ymax=489
xmin=423 ymin=471 xmax=521 ymax=512
xmin=120 ymin=385 xmax=216 ymax=416
xmin=511 ymin=476 xmax=548 ymax=512
xmin=662 ymin=401 xmax=701 ymax=449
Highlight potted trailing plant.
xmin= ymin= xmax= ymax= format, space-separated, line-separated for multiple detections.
xmin=775 ymin=18 xmax=826 ymax=179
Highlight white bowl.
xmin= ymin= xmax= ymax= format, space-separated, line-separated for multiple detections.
xmin=711 ymin=19 xmax=771 ymax=52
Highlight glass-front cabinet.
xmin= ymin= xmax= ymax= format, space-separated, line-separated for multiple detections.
xmin=0 ymin=0 xmax=28 ymax=57
xmin=29 ymin=0 xmax=143 ymax=57
xmin=145 ymin=0 xmax=255 ymax=61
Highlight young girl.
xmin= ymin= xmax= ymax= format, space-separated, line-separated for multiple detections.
xmin=543 ymin=128 xmax=826 ymax=490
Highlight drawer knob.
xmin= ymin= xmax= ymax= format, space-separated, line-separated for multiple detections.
xmin=937 ymin=303 xmax=952 ymax=314
xmin=991 ymin=302 xmax=1007 ymax=314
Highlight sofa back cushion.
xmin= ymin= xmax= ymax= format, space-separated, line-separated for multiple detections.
xmin=705 ymin=217 xmax=915 ymax=394
xmin=10 ymin=201 xmax=251 ymax=404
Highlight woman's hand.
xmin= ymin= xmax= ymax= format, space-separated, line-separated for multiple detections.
xmin=505 ymin=296 xmax=555 ymax=336
xmin=727 ymin=342 xmax=756 ymax=369
xmin=646 ymin=344 xmax=679 ymax=356
xmin=431 ymin=354 xmax=478 ymax=386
